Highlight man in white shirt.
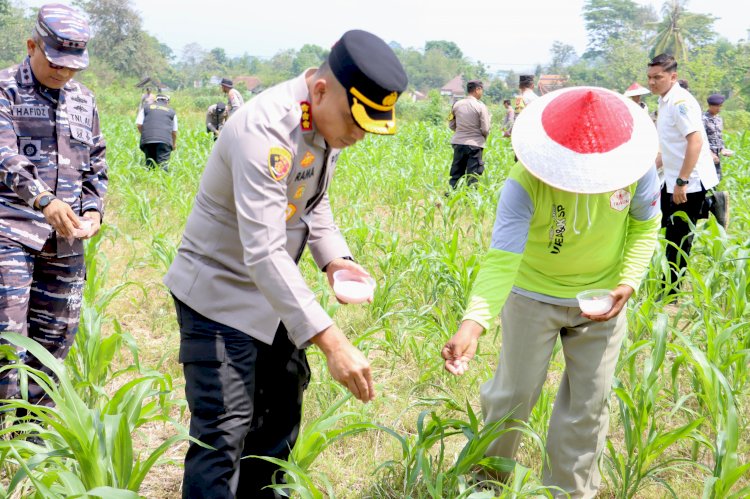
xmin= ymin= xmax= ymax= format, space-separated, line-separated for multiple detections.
xmin=647 ymin=53 xmax=718 ymax=295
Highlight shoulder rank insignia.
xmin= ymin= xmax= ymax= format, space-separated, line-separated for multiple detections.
xmin=300 ymin=101 xmax=312 ymax=131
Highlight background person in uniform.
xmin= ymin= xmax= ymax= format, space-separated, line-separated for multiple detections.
xmin=205 ymin=101 xmax=227 ymax=140
xmin=514 ymin=74 xmax=538 ymax=115
xmin=448 ymin=79 xmax=490 ymax=189
xmin=512 ymin=75 xmax=538 ymax=161
xmin=442 ymin=87 xmax=661 ymax=498
xmin=221 ymin=77 xmax=244 ymax=116
xmin=647 ymin=54 xmax=719 ymax=295
xmin=136 ymin=93 xmax=177 ymax=170
xmin=0 ymin=3 xmax=107 ymax=408
xmin=138 ymin=86 xmax=155 ymax=113
xmin=164 ymin=29 xmax=407 ymax=498
xmin=501 ymin=99 xmax=514 ymax=137
xmin=703 ymin=93 xmax=731 ymax=227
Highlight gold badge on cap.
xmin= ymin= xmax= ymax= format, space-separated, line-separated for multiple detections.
xmin=382 ymin=92 xmax=398 ymax=107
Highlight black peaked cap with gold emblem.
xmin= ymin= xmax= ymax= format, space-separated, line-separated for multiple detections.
xmin=328 ymin=30 xmax=408 ymax=135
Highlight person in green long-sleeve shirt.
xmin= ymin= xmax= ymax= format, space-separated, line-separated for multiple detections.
xmin=442 ymin=87 xmax=662 ymax=498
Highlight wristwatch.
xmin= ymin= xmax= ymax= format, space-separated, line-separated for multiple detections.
xmin=675 ymin=177 xmax=689 ymax=186
xmin=38 ymin=194 xmax=56 ymax=210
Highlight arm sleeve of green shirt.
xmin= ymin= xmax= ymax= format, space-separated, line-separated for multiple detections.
xmin=619 ymin=166 xmax=662 ymax=293
xmin=463 ymin=248 xmax=524 ymax=329
xmin=618 ymin=215 xmax=660 ymax=293
xmin=462 ymin=177 xmax=532 ymax=329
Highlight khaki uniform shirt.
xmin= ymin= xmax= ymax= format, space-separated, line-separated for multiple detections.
xmin=206 ymin=104 xmax=228 ymax=133
xmin=449 ymin=96 xmax=491 ymax=148
xmin=0 ymin=57 xmax=107 ymax=256
xmin=165 ymin=71 xmax=351 ymax=348
xmin=227 ymin=88 xmax=244 ymax=116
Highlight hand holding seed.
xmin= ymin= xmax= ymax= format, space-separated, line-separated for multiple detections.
xmin=442 ymin=320 xmax=483 ymax=376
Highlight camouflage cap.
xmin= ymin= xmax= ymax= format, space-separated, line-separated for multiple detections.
xmin=35 ymin=3 xmax=90 ymax=70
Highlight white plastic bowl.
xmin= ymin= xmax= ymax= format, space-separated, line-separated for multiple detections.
xmin=576 ymin=289 xmax=614 ymax=315
xmin=333 ymin=270 xmax=375 ymax=304
xmin=72 ymin=218 xmax=92 ymax=239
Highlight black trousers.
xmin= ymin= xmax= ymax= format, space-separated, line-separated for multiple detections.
xmin=174 ymin=297 xmax=310 ymax=499
xmin=660 ymin=185 xmax=709 ymax=288
xmin=140 ymin=142 xmax=172 ymax=169
xmin=449 ymin=144 xmax=484 ymax=188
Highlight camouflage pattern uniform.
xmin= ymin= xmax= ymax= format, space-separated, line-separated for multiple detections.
xmin=703 ymin=110 xmax=724 ymax=179
xmin=0 ymin=5 xmax=107 ymax=406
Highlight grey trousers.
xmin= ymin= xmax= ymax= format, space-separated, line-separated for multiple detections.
xmin=480 ymin=292 xmax=626 ymax=498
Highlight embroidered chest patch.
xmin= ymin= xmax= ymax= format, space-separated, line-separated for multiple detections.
xmin=610 ymin=189 xmax=631 ymax=211
xmin=67 ymin=93 xmax=95 ymax=145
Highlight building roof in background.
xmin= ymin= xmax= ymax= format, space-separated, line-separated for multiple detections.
xmin=440 ymin=75 xmax=464 ymax=97
xmin=135 ymin=76 xmax=162 ymax=89
xmin=538 ymin=74 xmax=568 ymax=95
xmin=234 ymin=75 xmax=262 ymax=92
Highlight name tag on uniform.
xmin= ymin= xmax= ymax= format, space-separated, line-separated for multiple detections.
xmin=11 ymin=105 xmax=50 ymax=119
xmin=67 ymin=93 xmax=95 ymax=146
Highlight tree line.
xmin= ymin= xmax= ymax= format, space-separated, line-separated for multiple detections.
xmin=1 ymin=0 xmax=748 ymax=125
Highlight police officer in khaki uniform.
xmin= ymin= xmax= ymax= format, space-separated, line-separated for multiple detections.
xmin=205 ymin=101 xmax=227 ymax=140
xmin=220 ymin=78 xmax=244 ymax=116
xmin=448 ymin=79 xmax=490 ymax=189
xmin=0 ymin=3 xmax=107 ymax=406
xmin=164 ymin=30 xmax=407 ymax=498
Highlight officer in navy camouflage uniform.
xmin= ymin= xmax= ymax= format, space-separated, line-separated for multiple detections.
xmin=0 ymin=3 xmax=107 ymax=407
xmin=703 ymin=94 xmax=726 ymax=179
xmin=165 ymin=30 xmax=407 ymax=498
xmin=703 ymin=93 xmax=729 ymax=227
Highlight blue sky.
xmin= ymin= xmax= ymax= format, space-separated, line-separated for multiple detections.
xmin=25 ymin=0 xmax=749 ymax=73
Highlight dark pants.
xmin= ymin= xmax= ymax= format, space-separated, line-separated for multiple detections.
xmin=449 ymin=144 xmax=484 ymax=188
xmin=660 ymin=185 xmax=709 ymax=289
xmin=0 ymin=236 xmax=85 ymax=406
xmin=174 ymin=297 xmax=310 ymax=499
xmin=140 ymin=142 xmax=172 ymax=170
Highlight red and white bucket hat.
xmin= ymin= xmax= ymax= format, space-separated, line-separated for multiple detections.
xmin=511 ymin=86 xmax=658 ymax=194
xmin=623 ymin=82 xmax=650 ymax=97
